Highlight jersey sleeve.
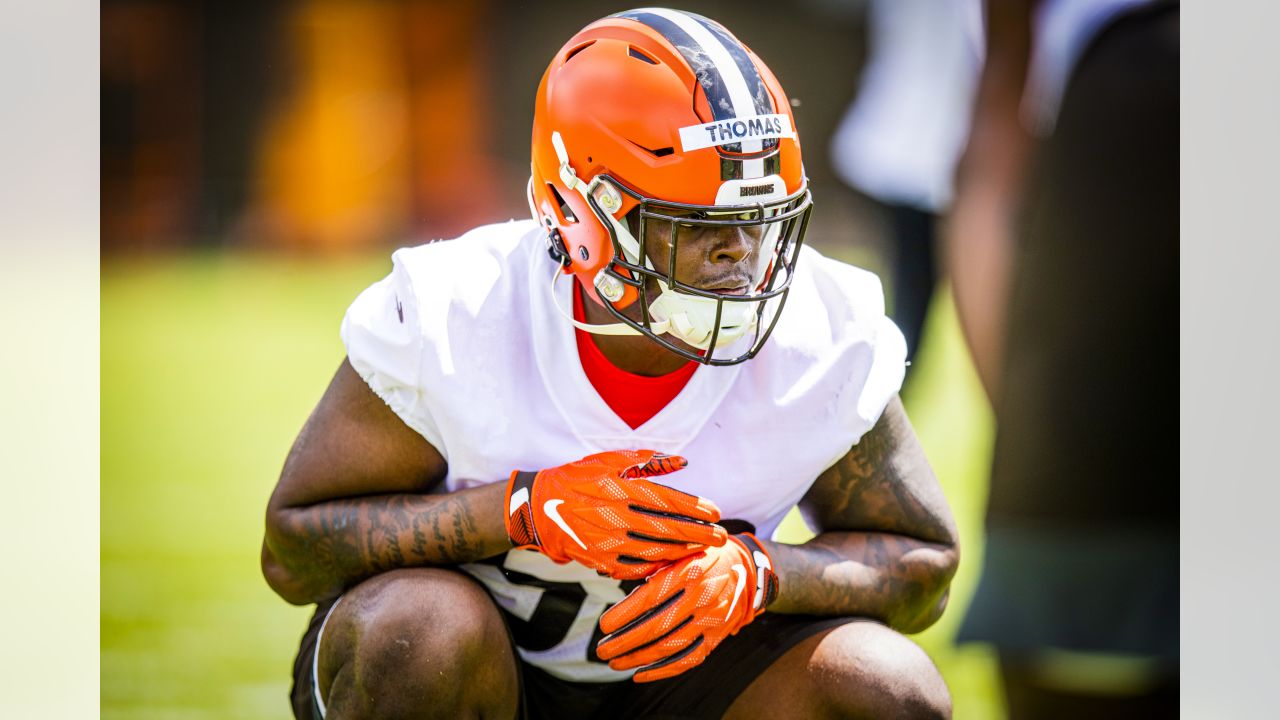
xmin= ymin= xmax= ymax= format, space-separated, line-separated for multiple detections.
xmin=339 ymin=249 xmax=447 ymax=456
xmin=856 ymin=311 xmax=908 ymax=431
xmin=811 ymin=251 xmax=909 ymax=438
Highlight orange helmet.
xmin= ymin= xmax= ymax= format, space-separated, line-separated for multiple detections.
xmin=529 ymin=8 xmax=812 ymax=365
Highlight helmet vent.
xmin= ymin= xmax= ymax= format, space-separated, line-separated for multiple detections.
xmin=628 ymin=139 xmax=674 ymax=158
xmin=628 ymin=46 xmax=658 ymax=65
xmin=547 ymin=183 xmax=577 ymax=223
xmin=564 ymin=40 xmax=595 ymax=64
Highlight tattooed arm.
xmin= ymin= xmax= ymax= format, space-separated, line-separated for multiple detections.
xmin=764 ymin=396 xmax=959 ymax=633
xmin=261 ymin=359 xmax=512 ymax=606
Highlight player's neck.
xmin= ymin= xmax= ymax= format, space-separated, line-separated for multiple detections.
xmin=576 ymin=282 xmax=692 ymax=377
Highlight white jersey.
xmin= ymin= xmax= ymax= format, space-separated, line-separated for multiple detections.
xmin=340 ymin=219 xmax=906 ymax=681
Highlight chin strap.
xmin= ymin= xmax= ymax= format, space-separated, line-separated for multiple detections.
xmin=549 ymin=263 xmax=670 ymax=337
xmin=548 ymin=262 xmax=761 ymax=353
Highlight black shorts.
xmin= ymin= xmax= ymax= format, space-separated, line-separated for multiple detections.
xmin=290 ymin=595 xmax=855 ymax=720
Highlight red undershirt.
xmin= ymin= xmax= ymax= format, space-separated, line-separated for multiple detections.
xmin=572 ymin=281 xmax=697 ymax=429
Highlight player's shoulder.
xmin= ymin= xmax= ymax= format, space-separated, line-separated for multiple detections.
xmin=388 ymin=219 xmax=541 ymax=306
xmin=794 ymin=244 xmax=888 ymax=326
xmin=392 ymin=219 xmax=540 ymax=278
xmin=745 ymin=245 xmax=906 ymax=438
xmin=342 ymin=218 xmax=541 ymax=357
xmin=767 ymin=244 xmax=892 ymax=355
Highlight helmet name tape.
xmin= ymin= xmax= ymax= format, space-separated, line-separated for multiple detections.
xmin=678 ymin=114 xmax=795 ymax=153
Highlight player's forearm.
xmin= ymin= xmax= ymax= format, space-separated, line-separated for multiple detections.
xmin=764 ymin=531 xmax=957 ymax=634
xmin=263 ymin=482 xmax=511 ymax=605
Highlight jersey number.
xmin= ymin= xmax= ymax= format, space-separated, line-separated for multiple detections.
xmin=479 ymin=555 xmax=641 ymax=663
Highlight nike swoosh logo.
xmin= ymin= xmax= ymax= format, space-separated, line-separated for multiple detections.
xmin=544 ymin=499 xmax=588 ymax=550
xmin=725 ymin=564 xmax=747 ymax=622
xmin=508 ymin=487 xmax=529 ymax=518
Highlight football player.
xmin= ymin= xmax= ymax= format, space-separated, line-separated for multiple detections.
xmin=263 ymin=9 xmax=958 ymax=719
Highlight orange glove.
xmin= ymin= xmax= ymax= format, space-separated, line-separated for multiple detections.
xmin=595 ymin=533 xmax=779 ymax=682
xmin=504 ymin=450 xmax=727 ymax=579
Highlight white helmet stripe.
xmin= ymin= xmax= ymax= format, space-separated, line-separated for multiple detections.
xmin=626 ymin=8 xmax=769 ymax=179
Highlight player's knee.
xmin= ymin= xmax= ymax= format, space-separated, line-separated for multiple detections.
xmin=322 ymin=568 xmax=516 ymax=718
xmin=813 ymin=621 xmax=951 ymax=720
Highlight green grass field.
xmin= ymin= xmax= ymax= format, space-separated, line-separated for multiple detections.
xmin=102 ymin=249 xmax=1004 ymax=718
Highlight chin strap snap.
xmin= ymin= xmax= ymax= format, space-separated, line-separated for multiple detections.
xmin=548 ymin=263 xmax=668 ymax=338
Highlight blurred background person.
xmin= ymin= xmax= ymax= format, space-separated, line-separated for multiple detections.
xmin=829 ymin=0 xmax=984 ymax=377
xmin=101 ymin=0 xmax=506 ymax=254
xmin=946 ymin=0 xmax=1179 ymax=717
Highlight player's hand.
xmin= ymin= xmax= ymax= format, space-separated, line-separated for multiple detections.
xmin=504 ymin=449 xmax=727 ymax=579
xmin=596 ymin=533 xmax=779 ymax=682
